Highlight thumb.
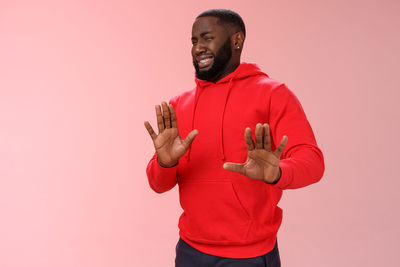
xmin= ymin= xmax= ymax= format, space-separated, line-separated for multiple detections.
xmin=223 ymin=162 xmax=245 ymax=175
xmin=182 ymin=129 xmax=199 ymax=148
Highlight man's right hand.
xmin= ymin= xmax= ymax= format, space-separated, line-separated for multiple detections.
xmin=144 ymin=102 xmax=198 ymax=167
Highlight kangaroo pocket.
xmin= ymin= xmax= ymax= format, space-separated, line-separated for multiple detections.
xmin=179 ymin=180 xmax=251 ymax=244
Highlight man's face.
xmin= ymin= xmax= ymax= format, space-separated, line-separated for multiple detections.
xmin=191 ymin=17 xmax=233 ymax=81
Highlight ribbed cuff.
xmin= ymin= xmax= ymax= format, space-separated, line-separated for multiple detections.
xmin=274 ymin=160 xmax=293 ymax=189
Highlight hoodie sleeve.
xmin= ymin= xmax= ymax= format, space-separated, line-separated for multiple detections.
xmin=145 ymin=97 xmax=180 ymax=193
xmin=146 ymin=153 xmax=179 ymax=193
xmin=268 ymin=84 xmax=325 ymax=190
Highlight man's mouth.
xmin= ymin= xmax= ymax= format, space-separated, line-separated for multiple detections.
xmin=196 ymin=55 xmax=213 ymax=69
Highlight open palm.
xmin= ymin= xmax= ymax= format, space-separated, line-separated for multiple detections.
xmin=145 ymin=102 xmax=198 ymax=167
xmin=223 ymin=123 xmax=288 ymax=184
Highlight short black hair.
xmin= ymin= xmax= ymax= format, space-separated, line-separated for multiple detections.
xmin=196 ymin=9 xmax=246 ymax=37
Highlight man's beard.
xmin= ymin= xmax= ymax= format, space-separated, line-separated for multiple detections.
xmin=193 ymin=38 xmax=232 ymax=81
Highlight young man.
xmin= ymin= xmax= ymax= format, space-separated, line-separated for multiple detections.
xmin=144 ymin=9 xmax=324 ymax=267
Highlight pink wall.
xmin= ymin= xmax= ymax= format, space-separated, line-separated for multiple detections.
xmin=1 ymin=0 xmax=399 ymax=266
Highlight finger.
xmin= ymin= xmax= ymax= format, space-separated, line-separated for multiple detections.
xmin=275 ymin=135 xmax=288 ymax=157
xmin=223 ymin=162 xmax=245 ymax=175
xmin=263 ymin=123 xmax=272 ymax=151
xmin=169 ymin=104 xmax=178 ymax=128
xmin=255 ymin=123 xmax=263 ymax=149
xmin=244 ymin=127 xmax=255 ymax=151
xmin=182 ymin=129 xmax=199 ymax=149
xmin=161 ymin=102 xmax=171 ymax=128
xmin=144 ymin=121 xmax=157 ymax=141
xmin=155 ymin=105 xmax=164 ymax=133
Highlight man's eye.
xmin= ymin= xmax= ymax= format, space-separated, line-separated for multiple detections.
xmin=205 ymin=37 xmax=214 ymax=40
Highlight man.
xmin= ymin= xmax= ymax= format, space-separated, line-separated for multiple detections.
xmin=144 ymin=9 xmax=324 ymax=267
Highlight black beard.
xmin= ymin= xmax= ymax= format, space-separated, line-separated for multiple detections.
xmin=193 ymin=38 xmax=232 ymax=81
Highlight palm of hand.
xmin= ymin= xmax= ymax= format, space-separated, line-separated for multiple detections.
xmin=144 ymin=102 xmax=198 ymax=168
xmin=242 ymin=149 xmax=281 ymax=183
xmin=223 ymin=123 xmax=287 ymax=184
xmin=154 ymin=128 xmax=187 ymax=166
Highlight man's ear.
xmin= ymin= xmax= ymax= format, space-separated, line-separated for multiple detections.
xmin=232 ymin=31 xmax=245 ymax=50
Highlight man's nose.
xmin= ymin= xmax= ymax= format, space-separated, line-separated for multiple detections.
xmin=193 ymin=42 xmax=206 ymax=54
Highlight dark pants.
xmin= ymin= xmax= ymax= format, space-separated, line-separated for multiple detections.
xmin=175 ymin=238 xmax=281 ymax=267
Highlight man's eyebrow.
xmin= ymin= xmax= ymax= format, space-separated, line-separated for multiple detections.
xmin=200 ymin=31 xmax=212 ymax=37
xmin=192 ymin=31 xmax=213 ymax=39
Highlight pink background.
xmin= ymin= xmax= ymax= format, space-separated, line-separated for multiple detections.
xmin=1 ymin=0 xmax=399 ymax=266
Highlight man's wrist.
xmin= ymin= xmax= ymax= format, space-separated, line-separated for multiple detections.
xmin=157 ymin=158 xmax=178 ymax=168
xmin=265 ymin=168 xmax=281 ymax=184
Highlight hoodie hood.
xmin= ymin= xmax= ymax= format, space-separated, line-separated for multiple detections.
xmin=194 ymin=62 xmax=267 ymax=87
xmin=186 ymin=63 xmax=268 ymax=161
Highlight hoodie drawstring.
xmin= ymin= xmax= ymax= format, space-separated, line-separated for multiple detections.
xmin=186 ymin=80 xmax=202 ymax=161
xmin=220 ymin=77 xmax=234 ymax=160
xmin=186 ymin=77 xmax=235 ymax=161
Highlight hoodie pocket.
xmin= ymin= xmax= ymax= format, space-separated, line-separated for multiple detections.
xmin=179 ymin=181 xmax=251 ymax=244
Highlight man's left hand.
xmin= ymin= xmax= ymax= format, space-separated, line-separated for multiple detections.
xmin=223 ymin=123 xmax=288 ymax=184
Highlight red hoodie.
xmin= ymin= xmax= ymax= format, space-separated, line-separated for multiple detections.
xmin=146 ymin=63 xmax=324 ymax=258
